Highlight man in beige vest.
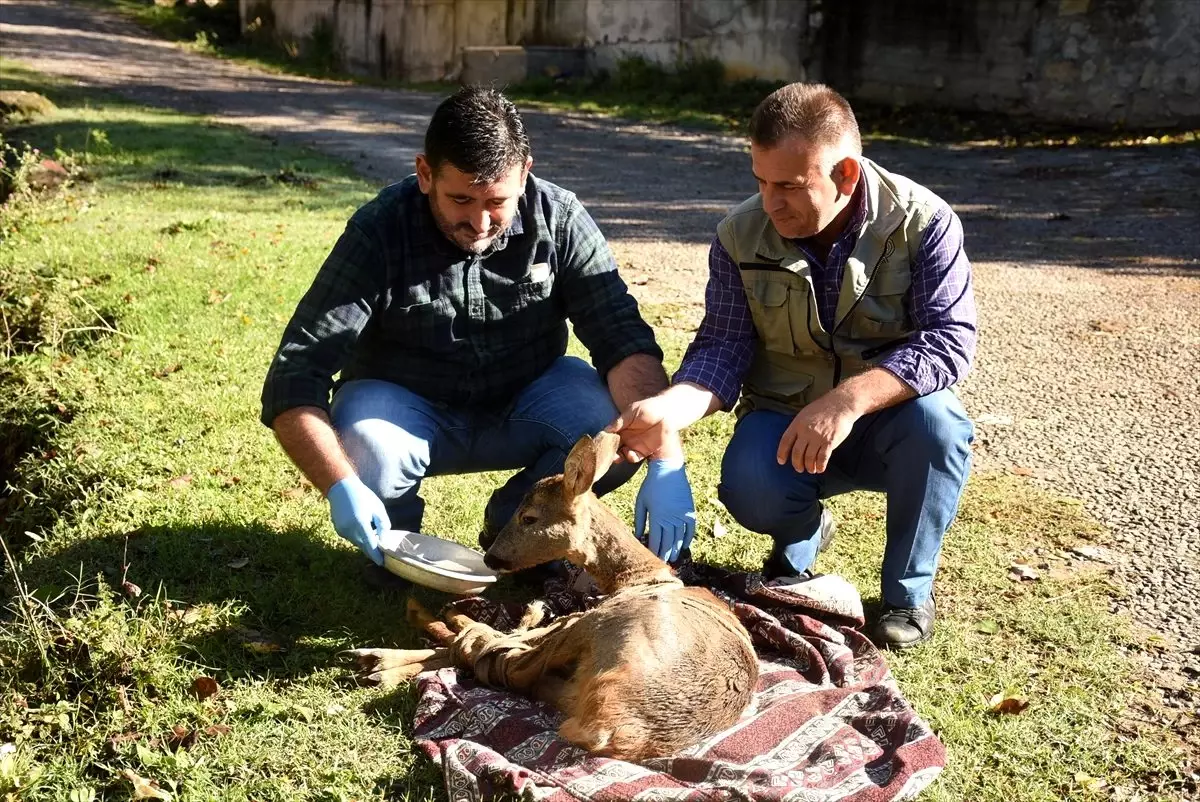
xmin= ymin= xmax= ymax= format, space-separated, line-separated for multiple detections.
xmin=611 ymin=83 xmax=976 ymax=649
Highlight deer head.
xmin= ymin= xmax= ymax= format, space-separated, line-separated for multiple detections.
xmin=483 ymin=432 xmax=620 ymax=573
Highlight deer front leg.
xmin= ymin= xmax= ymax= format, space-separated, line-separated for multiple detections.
xmin=344 ymin=646 xmax=454 ymax=687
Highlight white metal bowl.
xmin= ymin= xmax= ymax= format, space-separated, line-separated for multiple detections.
xmin=379 ymin=530 xmax=498 ymax=596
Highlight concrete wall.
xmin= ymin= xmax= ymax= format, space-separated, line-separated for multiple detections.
xmin=241 ymin=0 xmax=1200 ymax=126
xmin=817 ymin=0 xmax=1200 ymax=126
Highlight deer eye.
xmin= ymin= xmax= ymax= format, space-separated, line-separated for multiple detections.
xmin=520 ymin=514 xmax=538 ymax=526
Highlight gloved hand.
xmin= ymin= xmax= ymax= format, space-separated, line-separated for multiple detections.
xmin=635 ymin=459 xmax=697 ymax=564
xmin=327 ymin=475 xmax=390 ymax=566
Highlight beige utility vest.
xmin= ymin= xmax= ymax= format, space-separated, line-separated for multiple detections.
xmin=717 ymin=158 xmax=943 ymax=417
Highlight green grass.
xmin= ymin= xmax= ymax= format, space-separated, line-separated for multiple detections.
xmin=0 ymin=58 xmax=1189 ymax=801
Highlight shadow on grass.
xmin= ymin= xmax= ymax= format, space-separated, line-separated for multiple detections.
xmin=18 ymin=518 xmax=549 ymax=682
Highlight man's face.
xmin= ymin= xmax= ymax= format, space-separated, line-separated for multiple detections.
xmin=416 ymin=156 xmax=530 ymax=254
xmin=750 ymin=137 xmax=852 ymax=240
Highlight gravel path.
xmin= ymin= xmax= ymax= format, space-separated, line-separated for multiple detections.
xmin=3 ymin=0 xmax=1198 ymax=745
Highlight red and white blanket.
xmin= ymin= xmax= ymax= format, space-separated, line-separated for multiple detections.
xmin=413 ymin=561 xmax=945 ymax=801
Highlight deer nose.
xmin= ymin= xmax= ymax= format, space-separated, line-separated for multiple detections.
xmin=483 ymin=553 xmax=511 ymax=572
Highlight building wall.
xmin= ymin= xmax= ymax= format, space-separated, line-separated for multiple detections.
xmin=817 ymin=0 xmax=1200 ymax=126
xmin=240 ymin=0 xmax=1200 ymax=126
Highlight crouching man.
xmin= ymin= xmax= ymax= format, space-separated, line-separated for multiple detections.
xmin=612 ymin=83 xmax=976 ymax=648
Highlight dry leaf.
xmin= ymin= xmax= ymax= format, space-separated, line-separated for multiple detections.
xmin=712 ymin=519 xmax=728 ymax=539
xmin=1008 ymin=563 xmax=1040 ymax=582
xmin=165 ymin=724 xmax=196 ymax=751
xmin=167 ymin=474 xmax=193 ymax=489
xmin=1011 ymin=466 xmax=1035 ymax=477
xmin=203 ymin=724 xmax=231 ymax=737
xmin=121 ymin=769 xmax=172 ymax=800
xmin=206 ymin=289 xmax=232 ymax=305
xmin=122 ymin=580 xmax=142 ymax=598
xmin=237 ymin=628 xmax=284 ymax=654
xmin=227 ymin=557 xmax=249 ymax=570
xmin=280 ymin=487 xmax=305 ymax=500
xmin=152 ymin=362 xmax=183 ymax=379
xmin=988 ymin=691 xmax=1029 ymax=715
xmin=1088 ymin=319 xmax=1125 ymax=334
xmin=190 ymin=676 xmax=219 ymax=701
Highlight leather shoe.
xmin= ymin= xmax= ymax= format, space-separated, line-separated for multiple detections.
xmin=871 ymin=596 xmax=935 ymax=649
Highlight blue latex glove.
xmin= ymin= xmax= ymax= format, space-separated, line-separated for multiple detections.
xmin=635 ymin=459 xmax=697 ymax=564
xmin=327 ymin=475 xmax=390 ymax=566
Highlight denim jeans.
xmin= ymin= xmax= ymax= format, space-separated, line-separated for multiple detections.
xmin=717 ymin=389 xmax=974 ymax=607
xmin=329 ymin=356 xmax=638 ymax=538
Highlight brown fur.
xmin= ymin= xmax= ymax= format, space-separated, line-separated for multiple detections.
xmin=346 ymin=433 xmax=759 ymax=761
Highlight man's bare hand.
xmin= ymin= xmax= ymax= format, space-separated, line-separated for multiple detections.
xmin=777 ymin=394 xmax=860 ymax=474
xmin=607 ymin=396 xmax=677 ymax=463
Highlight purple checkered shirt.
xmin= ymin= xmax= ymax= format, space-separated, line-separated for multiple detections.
xmin=674 ymin=181 xmax=977 ymax=409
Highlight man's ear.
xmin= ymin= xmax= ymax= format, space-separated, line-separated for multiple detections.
xmin=562 ymin=436 xmax=597 ymax=501
xmin=833 ymin=156 xmax=860 ymax=197
xmin=416 ymin=154 xmax=434 ymax=194
xmin=520 ymin=156 xmax=533 ymax=184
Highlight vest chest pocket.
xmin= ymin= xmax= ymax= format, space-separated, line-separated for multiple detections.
xmin=744 ymin=279 xmax=796 ymax=356
xmin=850 ymin=265 xmax=911 ymax=340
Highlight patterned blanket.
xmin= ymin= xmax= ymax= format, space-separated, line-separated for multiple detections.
xmin=412 ymin=561 xmax=945 ymax=801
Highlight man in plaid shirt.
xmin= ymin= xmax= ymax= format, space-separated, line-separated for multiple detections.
xmin=612 ymin=83 xmax=976 ymax=649
xmin=262 ymin=87 xmax=695 ymax=569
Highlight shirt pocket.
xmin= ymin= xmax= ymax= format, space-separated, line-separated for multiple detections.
xmin=744 ymin=278 xmax=796 ymax=356
xmin=851 ymin=266 xmax=911 ymax=339
xmin=384 ymin=297 xmax=457 ymax=351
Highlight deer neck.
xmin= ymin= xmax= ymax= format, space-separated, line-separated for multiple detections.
xmin=571 ymin=499 xmax=678 ymax=595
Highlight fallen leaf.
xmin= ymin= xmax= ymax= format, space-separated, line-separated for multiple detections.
xmin=1074 ymin=772 xmax=1107 ymax=792
xmin=165 ymin=724 xmax=195 ymax=751
xmin=237 ymin=628 xmax=285 ymax=654
xmin=987 ymin=691 xmax=1029 ymax=715
xmin=1011 ymin=466 xmax=1035 ymax=477
xmin=121 ymin=769 xmax=172 ymax=800
xmin=280 ymin=487 xmax=305 ymax=500
xmin=121 ymin=580 xmax=142 ymax=598
xmin=325 ymin=704 xmax=345 ymax=716
xmin=202 ymin=724 xmax=231 ymax=737
xmin=1008 ymin=563 xmax=1040 ymax=582
xmin=976 ymin=620 xmax=999 ymax=635
xmin=1068 ymin=545 xmax=1108 ymax=562
xmin=167 ymin=474 xmax=193 ymax=489
xmin=227 ymin=557 xmax=249 ymax=570
xmin=190 ymin=676 xmax=219 ymax=701
xmin=152 ymin=362 xmax=183 ymax=379
xmin=206 ymin=289 xmax=232 ymax=305
xmin=712 ymin=519 xmax=728 ymax=539
xmin=108 ymin=731 xmax=143 ymax=746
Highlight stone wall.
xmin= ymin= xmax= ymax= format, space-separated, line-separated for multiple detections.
xmin=240 ymin=0 xmax=1199 ymax=126
xmin=817 ymin=0 xmax=1200 ymax=127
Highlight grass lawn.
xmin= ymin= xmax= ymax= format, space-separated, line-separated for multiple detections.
xmin=0 ymin=59 xmax=1189 ymax=801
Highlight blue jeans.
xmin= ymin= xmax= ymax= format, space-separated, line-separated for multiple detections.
xmin=329 ymin=356 xmax=637 ymax=538
xmin=718 ymin=390 xmax=973 ymax=607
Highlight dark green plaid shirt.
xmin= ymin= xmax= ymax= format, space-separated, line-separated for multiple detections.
xmin=260 ymin=174 xmax=662 ymax=427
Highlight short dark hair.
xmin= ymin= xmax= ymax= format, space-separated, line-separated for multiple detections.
xmin=424 ymin=86 xmax=531 ymax=183
xmin=748 ymin=82 xmax=861 ymax=155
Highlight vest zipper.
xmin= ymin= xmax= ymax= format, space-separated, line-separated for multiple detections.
xmin=825 ymin=224 xmax=902 ymax=384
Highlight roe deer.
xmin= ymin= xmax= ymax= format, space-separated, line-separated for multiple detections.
xmin=346 ymin=432 xmax=758 ymax=761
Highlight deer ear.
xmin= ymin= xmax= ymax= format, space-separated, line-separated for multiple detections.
xmin=589 ymin=431 xmax=620 ymax=486
xmin=562 ymin=435 xmax=597 ymax=501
